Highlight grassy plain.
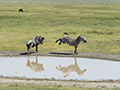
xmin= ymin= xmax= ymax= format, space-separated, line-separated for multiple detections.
xmin=0 ymin=0 xmax=120 ymax=4
xmin=0 ymin=4 xmax=120 ymax=54
xmin=0 ymin=84 xmax=87 ymax=90
xmin=0 ymin=84 xmax=118 ymax=90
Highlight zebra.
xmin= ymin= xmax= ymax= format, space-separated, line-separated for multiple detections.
xmin=55 ymin=32 xmax=87 ymax=54
xmin=26 ymin=36 xmax=44 ymax=53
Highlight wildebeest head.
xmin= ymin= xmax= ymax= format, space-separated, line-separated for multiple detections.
xmin=38 ymin=36 xmax=44 ymax=44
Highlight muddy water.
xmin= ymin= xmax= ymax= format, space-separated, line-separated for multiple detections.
xmin=0 ymin=56 xmax=120 ymax=80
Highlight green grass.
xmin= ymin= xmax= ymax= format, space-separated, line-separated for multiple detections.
xmin=0 ymin=84 xmax=120 ymax=90
xmin=0 ymin=0 xmax=120 ymax=4
xmin=0 ymin=84 xmax=117 ymax=90
xmin=0 ymin=84 xmax=91 ymax=90
xmin=0 ymin=4 xmax=120 ymax=54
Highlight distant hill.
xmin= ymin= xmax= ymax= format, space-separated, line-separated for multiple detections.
xmin=0 ymin=0 xmax=120 ymax=4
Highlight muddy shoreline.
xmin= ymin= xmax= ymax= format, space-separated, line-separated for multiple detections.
xmin=0 ymin=76 xmax=120 ymax=89
xmin=0 ymin=51 xmax=120 ymax=61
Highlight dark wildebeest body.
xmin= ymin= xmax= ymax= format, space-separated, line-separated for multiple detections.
xmin=19 ymin=9 xmax=23 ymax=12
xmin=26 ymin=36 xmax=44 ymax=53
xmin=55 ymin=32 xmax=87 ymax=54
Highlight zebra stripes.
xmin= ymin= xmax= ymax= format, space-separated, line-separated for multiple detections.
xmin=26 ymin=32 xmax=87 ymax=55
xmin=55 ymin=32 xmax=87 ymax=54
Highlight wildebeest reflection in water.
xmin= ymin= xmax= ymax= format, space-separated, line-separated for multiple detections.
xmin=55 ymin=58 xmax=86 ymax=77
xmin=26 ymin=57 xmax=44 ymax=72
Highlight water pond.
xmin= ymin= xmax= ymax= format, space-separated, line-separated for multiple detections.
xmin=0 ymin=56 xmax=120 ymax=81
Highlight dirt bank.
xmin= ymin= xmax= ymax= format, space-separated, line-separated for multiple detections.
xmin=0 ymin=76 xmax=120 ymax=89
xmin=0 ymin=51 xmax=120 ymax=61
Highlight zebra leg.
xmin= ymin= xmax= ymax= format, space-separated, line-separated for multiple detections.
xmin=74 ymin=46 xmax=78 ymax=55
xmin=55 ymin=38 xmax=62 ymax=45
xmin=55 ymin=65 xmax=62 ymax=71
xmin=55 ymin=65 xmax=61 ymax=71
xmin=59 ymin=39 xmax=62 ymax=45
xmin=55 ymin=39 xmax=59 ymax=43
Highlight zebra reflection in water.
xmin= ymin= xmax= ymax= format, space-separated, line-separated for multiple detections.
xmin=55 ymin=58 xmax=86 ymax=77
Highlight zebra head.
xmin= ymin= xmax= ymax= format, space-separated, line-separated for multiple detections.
xmin=80 ymin=36 xmax=87 ymax=43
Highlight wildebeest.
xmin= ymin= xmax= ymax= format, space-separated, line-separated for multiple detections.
xmin=55 ymin=32 xmax=87 ymax=54
xmin=19 ymin=9 xmax=23 ymax=12
xmin=26 ymin=36 xmax=44 ymax=53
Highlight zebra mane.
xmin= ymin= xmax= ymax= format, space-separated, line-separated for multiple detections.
xmin=75 ymin=36 xmax=82 ymax=44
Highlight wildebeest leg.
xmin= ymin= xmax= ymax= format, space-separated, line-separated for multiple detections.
xmin=36 ymin=45 xmax=38 ymax=52
xmin=55 ymin=38 xmax=62 ymax=45
xmin=74 ymin=46 xmax=78 ymax=55
xmin=28 ymin=46 xmax=32 ymax=54
xmin=26 ymin=43 xmax=33 ymax=54
xmin=26 ymin=44 xmax=31 ymax=54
